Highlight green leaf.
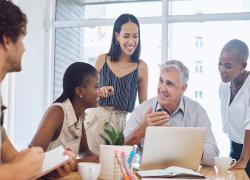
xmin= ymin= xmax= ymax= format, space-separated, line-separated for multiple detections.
xmin=99 ymin=122 xmax=125 ymax=145
xmin=99 ymin=134 xmax=111 ymax=145
xmin=104 ymin=129 xmax=116 ymax=144
xmin=109 ymin=124 xmax=117 ymax=137
xmin=105 ymin=123 xmax=116 ymax=135
xmin=115 ymin=130 xmax=125 ymax=145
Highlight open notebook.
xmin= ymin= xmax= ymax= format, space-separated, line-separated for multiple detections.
xmin=136 ymin=166 xmax=205 ymax=179
xmin=31 ymin=146 xmax=70 ymax=180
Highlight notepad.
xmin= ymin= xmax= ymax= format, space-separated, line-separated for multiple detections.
xmin=31 ymin=146 xmax=70 ymax=180
xmin=136 ymin=166 xmax=205 ymax=179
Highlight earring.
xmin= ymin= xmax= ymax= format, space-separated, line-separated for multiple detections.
xmin=116 ymin=40 xmax=119 ymax=45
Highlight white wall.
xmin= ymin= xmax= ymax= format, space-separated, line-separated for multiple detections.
xmin=13 ymin=0 xmax=50 ymax=150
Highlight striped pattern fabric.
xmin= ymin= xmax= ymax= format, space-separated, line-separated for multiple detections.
xmin=99 ymin=59 xmax=139 ymax=112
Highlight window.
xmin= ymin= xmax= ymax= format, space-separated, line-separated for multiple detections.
xmin=195 ymin=61 xmax=203 ymax=73
xmin=169 ymin=0 xmax=250 ymax=15
xmin=55 ymin=0 xmax=162 ymax=21
xmin=169 ymin=20 xmax=250 ymax=156
xmin=53 ymin=0 xmax=162 ymax=102
xmin=195 ymin=90 xmax=203 ymax=99
xmin=84 ymin=1 xmax=162 ymax=19
xmin=54 ymin=27 xmax=85 ymax=100
xmin=195 ymin=36 xmax=203 ymax=48
xmin=55 ymin=0 xmax=84 ymax=21
xmin=83 ymin=26 xmax=112 ymax=66
xmin=53 ymin=0 xmax=85 ymax=100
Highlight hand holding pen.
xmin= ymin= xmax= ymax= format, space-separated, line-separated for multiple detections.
xmin=14 ymin=146 xmax=44 ymax=179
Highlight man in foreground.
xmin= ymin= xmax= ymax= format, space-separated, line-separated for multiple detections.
xmin=0 ymin=0 xmax=75 ymax=178
xmin=124 ymin=60 xmax=219 ymax=166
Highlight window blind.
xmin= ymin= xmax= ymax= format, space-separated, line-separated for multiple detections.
xmin=53 ymin=0 xmax=84 ymax=101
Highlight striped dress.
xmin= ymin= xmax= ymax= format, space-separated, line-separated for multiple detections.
xmin=99 ymin=58 xmax=139 ymax=112
xmin=85 ymin=57 xmax=140 ymax=154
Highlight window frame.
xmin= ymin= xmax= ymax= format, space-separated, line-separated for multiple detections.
xmin=48 ymin=0 xmax=250 ymax=104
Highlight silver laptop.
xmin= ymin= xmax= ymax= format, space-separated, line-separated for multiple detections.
xmin=140 ymin=126 xmax=207 ymax=170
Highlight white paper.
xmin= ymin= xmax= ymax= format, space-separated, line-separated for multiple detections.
xmin=42 ymin=146 xmax=70 ymax=173
xmin=31 ymin=146 xmax=70 ymax=179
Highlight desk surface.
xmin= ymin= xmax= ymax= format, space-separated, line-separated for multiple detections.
xmin=59 ymin=166 xmax=249 ymax=180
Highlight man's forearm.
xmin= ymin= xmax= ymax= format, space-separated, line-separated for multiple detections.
xmin=201 ymin=143 xmax=219 ymax=166
xmin=0 ymin=163 xmax=18 ymax=180
xmin=124 ymin=131 xmax=142 ymax=146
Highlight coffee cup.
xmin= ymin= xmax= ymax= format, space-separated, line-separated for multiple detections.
xmin=78 ymin=162 xmax=101 ymax=180
xmin=214 ymin=157 xmax=236 ymax=171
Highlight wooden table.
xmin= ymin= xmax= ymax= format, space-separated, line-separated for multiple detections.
xmin=59 ymin=166 xmax=249 ymax=180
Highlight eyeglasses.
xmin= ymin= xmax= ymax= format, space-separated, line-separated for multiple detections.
xmin=0 ymin=105 xmax=7 ymax=126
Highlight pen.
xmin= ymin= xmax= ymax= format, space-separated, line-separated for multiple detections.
xmin=133 ymin=144 xmax=138 ymax=153
xmin=115 ymin=151 xmax=130 ymax=180
xmin=128 ymin=145 xmax=137 ymax=168
xmin=121 ymin=151 xmax=132 ymax=179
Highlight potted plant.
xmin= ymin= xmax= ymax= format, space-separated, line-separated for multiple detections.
xmin=99 ymin=122 xmax=132 ymax=180
xmin=99 ymin=122 xmax=124 ymax=145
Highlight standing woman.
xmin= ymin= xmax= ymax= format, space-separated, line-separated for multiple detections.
xmin=85 ymin=13 xmax=148 ymax=154
xmin=218 ymin=39 xmax=250 ymax=176
xmin=31 ymin=62 xmax=100 ymax=163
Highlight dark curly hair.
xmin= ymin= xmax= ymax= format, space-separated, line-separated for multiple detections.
xmin=0 ymin=0 xmax=27 ymax=44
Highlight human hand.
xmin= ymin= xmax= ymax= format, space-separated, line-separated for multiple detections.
xmin=231 ymin=159 xmax=247 ymax=169
xmin=48 ymin=147 xmax=77 ymax=178
xmin=64 ymin=147 xmax=77 ymax=170
xmin=11 ymin=147 xmax=44 ymax=179
xmin=136 ymin=107 xmax=169 ymax=138
xmin=100 ymin=86 xmax=114 ymax=98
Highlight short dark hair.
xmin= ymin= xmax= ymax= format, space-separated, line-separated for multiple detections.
xmin=107 ymin=13 xmax=141 ymax=62
xmin=55 ymin=62 xmax=97 ymax=103
xmin=223 ymin=39 xmax=249 ymax=63
xmin=0 ymin=0 xmax=27 ymax=43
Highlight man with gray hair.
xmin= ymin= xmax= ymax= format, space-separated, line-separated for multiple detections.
xmin=124 ymin=60 xmax=219 ymax=166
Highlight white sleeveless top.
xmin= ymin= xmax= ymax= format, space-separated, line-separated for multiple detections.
xmin=46 ymin=98 xmax=85 ymax=154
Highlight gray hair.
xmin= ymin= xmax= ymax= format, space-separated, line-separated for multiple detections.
xmin=223 ymin=39 xmax=249 ymax=63
xmin=160 ymin=60 xmax=189 ymax=84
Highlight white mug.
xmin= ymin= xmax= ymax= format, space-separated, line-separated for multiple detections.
xmin=78 ymin=162 xmax=101 ymax=180
xmin=214 ymin=157 xmax=236 ymax=171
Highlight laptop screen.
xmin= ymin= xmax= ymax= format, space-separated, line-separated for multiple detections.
xmin=140 ymin=126 xmax=207 ymax=170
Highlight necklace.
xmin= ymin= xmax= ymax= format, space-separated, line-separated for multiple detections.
xmin=230 ymin=71 xmax=249 ymax=97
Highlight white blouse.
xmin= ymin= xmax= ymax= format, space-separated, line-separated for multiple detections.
xmin=219 ymin=75 xmax=250 ymax=144
xmin=46 ymin=98 xmax=84 ymax=154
